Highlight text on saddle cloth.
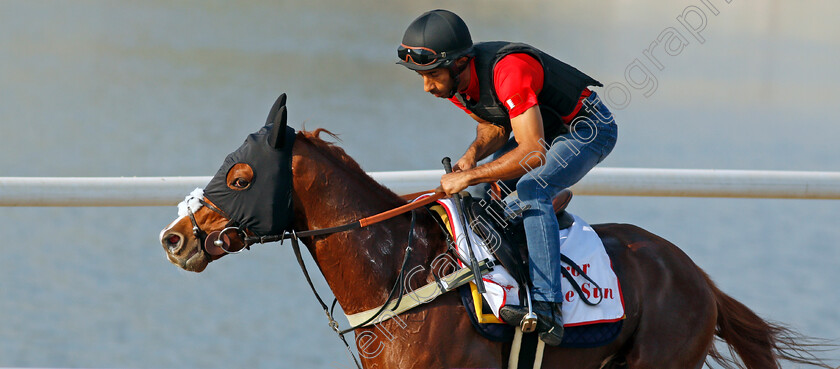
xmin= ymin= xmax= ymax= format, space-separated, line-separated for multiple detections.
xmin=421 ymin=193 xmax=626 ymax=326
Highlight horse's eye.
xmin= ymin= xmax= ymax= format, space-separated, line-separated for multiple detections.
xmin=232 ymin=178 xmax=250 ymax=189
xmin=226 ymin=163 xmax=254 ymax=191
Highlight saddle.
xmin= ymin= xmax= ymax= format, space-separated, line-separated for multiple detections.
xmin=408 ymin=189 xmax=624 ymax=352
xmin=454 ymin=189 xmax=623 ymax=353
xmin=462 ymin=189 xmax=574 ymax=291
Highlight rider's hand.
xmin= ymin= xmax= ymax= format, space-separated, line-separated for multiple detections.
xmin=440 ymin=171 xmax=472 ymax=196
xmin=452 ymin=154 xmax=476 ymax=172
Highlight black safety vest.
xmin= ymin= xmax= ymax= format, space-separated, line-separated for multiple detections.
xmin=455 ymin=42 xmax=602 ymax=142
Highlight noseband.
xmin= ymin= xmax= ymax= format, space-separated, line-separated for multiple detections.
xmin=184 ymin=196 xmax=250 ymax=256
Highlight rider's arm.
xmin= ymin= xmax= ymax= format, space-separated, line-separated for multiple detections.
xmin=440 ymin=53 xmax=547 ymax=195
xmin=454 ymin=115 xmax=510 ymax=171
xmin=462 ymin=106 xmax=545 ymax=182
xmin=439 ymin=107 xmax=545 ymax=194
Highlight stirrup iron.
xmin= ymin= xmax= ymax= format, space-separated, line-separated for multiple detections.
xmin=521 ymin=285 xmax=538 ymax=333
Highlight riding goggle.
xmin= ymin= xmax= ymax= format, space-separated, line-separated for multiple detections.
xmin=398 ymin=44 xmax=447 ymax=66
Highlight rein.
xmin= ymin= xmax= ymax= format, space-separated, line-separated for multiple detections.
xmin=186 ymin=191 xmax=445 ymax=255
xmin=242 ymin=192 xmax=445 ymax=245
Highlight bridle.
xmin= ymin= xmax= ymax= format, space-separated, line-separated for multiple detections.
xmin=181 ymin=190 xmax=446 ymax=369
xmin=184 ymin=197 xmax=249 ymax=256
xmin=185 ymin=190 xmax=446 ymax=255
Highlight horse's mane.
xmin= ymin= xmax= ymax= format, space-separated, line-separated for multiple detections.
xmin=297 ymin=129 xmax=406 ymax=203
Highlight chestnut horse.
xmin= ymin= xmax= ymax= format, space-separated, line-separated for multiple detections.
xmin=159 ymin=95 xmax=833 ymax=369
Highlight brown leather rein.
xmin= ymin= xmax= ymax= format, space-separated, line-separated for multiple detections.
xmin=242 ymin=191 xmax=445 ymax=245
xmin=192 ymin=190 xmax=446 ymax=256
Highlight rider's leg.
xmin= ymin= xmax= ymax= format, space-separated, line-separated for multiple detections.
xmin=518 ymin=128 xmax=616 ymax=297
xmin=513 ymin=93 xmax=617 ymax=345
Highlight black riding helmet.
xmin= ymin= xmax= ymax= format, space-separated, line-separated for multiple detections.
xmin=397 ymin=9 xmax=473 ymax=71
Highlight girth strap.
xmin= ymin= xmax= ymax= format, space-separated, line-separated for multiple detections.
xmin=345 ymin=258 xmax=495 ymax=327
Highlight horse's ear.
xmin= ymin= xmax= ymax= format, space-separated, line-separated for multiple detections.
xmin=266 ymin=93 xmax=287 ymax=125
xmin=269 ymin=106 xmax=288 ymax=149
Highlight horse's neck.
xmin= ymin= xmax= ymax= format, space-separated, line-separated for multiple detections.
xmin=290 ymin=138 xmax=444 ymax=315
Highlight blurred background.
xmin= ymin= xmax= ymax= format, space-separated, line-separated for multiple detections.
xmin=1 ymin=0 xmax=837 ymax=367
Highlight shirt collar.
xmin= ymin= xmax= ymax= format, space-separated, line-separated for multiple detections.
xmin=458 ymin=58 xmax=480 ymax=101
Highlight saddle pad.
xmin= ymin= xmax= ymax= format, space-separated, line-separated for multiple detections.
xmin=420 ymin=194 xmax=626 ymax=326
xmin=458 ymin=285 xmax=623 ymax=348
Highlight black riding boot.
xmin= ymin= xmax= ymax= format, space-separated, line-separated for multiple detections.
xmin=500 ymin=301 xmax=564 ymax=346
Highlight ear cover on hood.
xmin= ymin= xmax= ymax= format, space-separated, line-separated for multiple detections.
xmin=203 ymin=124 xmax=297 ymax=236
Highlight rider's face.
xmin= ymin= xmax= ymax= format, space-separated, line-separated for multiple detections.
xmin=416 ymin=68 xmax=455 ymax=98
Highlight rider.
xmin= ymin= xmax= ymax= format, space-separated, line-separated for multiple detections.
xmin=396 ymin=9 xmax=617 ymax=345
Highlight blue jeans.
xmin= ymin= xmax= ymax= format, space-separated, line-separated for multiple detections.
xmin=473 ymin=92 xmax=618 ymax=303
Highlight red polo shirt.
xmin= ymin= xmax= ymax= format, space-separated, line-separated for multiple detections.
xmin=449 ymin=54 xmax=591 ymax=123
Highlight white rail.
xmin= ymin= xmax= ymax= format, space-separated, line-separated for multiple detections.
xmin=1 ymin=168 xmax=839 ymax=207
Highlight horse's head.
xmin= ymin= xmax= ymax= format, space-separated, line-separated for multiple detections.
xmin=159 ymin=94 xmax=297 ymax=272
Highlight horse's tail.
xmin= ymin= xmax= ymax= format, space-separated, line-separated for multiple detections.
xmin=701 ymin=271 xmax=837 ymax=369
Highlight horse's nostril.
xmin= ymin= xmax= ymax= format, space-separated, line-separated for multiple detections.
xmin=164 ymin=233 xmax=183 ymax=252
xmin=167 ymin=235 xmax=181 ymax=245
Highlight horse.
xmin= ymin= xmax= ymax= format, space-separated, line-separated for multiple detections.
xmin=158 ymin=94 xmax=834 ymax=369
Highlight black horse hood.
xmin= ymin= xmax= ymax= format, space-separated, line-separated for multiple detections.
xmin=203 ymin=94 xmax=296 ymax=237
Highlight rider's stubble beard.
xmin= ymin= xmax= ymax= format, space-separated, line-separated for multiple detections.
xmin=434 ymin=67 xmax=468 ymax=99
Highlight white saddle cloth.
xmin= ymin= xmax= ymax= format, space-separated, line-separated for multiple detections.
xmin=424 ymin=195 xmax=625 ymax=326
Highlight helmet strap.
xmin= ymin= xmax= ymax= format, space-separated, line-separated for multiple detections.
xmin=443 ymin=58 xmax=470 ymax=99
